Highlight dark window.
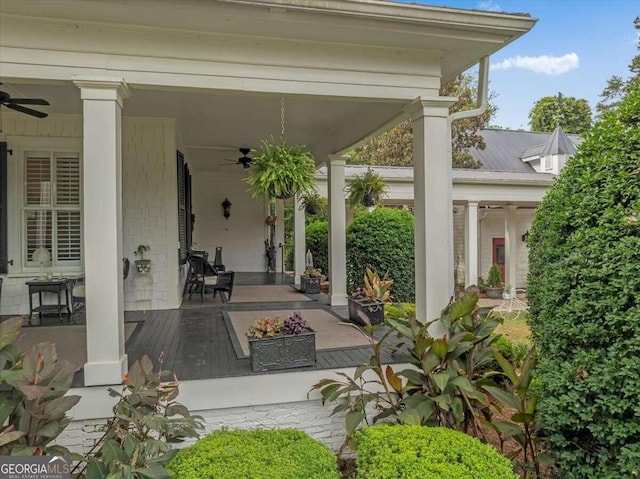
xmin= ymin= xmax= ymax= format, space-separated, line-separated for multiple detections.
xmin=177 ymin=150 xmax=187 ymax=264
xmin=0 ymin=142 xmax=7 ymax=274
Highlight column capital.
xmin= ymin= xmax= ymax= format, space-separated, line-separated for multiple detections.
xmin=505 ymin=204 xmax=518 ymax=211
xmin=404 ymin=96 xmax=458 ymax=121
xmin=328 ymin=154 xmax=346 ymax=167
xmin=73 ymin=76 xmax=130 ymax=105
xmin=467 ymin=200 xmax=480 ymax=207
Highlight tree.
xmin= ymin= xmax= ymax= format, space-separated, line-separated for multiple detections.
xmin=350 ymin=72 xmax=497 ymax=169
xmin=528 ymin=93 xmax=592 ymax=134
xmin=597 ymin=16 xmax=639 ymax=115
xmin=526 ymin=86 xmax=640 ymax=477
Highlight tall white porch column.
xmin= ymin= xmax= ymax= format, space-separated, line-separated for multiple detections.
xmin=328 ymin=155 xmax=347 ymax=306
xmin=464 ymin=201 xmax=479 ymax=287
xmin=504 ymin=205 xmax=518 ymax=295
xmin=406 ymin=98 xmax=457 ymax=333
xmin=294 ymin=195 xmax=306 ymax=283
xmin=74 ymin=77 xmax=129 ymax=386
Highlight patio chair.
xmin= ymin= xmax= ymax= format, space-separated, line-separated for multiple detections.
xmin=213 ymin=246 xmax=225 ymax=272
xmin=211 ymin=271 xmax=234 ymax=302
xmin=185 ymin=254 xmax=219 ymax=303
xmin=70 ymin=276 xmax=85 ymax=323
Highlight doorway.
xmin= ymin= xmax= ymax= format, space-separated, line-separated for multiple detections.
xmin=492 ymin=238 xmax=505 ymax=282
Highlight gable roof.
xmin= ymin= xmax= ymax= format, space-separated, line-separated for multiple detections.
xmin=541 ymin=125 xmax=578 ymax=156
xmin=470 ymin=128 xmax=582 ymax=172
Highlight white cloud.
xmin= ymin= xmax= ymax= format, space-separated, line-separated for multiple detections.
xmin=491 ymin=53 xmax=580 ymax=75
xmin=477 ymin=1 xmax=502 ymax=11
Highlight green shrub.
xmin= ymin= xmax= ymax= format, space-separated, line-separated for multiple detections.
xmin=346 ymin=208 xmax=414 ymax=302
xmin=492 ymin=336 xmax=527 ymax=367
xmin=487 ymin=263 xmax=503 ymax=287
xmin=527 ymin=86 xmax=640 ymax=477
xmin=167 ymin=428 xmax=339 ymax=479
xmin=384 ymin=302 xmax=416 ymax=324
xmin=354 ymin=425 xmax=517 ymax=479
xmin=306 ymin=220 xmax=329 ymax=275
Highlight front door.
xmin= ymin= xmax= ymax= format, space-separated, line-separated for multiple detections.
xmin=492 ymin=238 xmax=505 ymax=282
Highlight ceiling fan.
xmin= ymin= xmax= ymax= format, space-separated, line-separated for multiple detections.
xmin=0 ymin=86 xmax=49 ymax=118
xmin=220 ymin=148 xmax=253 ymax=169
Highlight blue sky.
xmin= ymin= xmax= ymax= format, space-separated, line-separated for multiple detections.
xmin=397 ymin=0 xmax=640 ymax=130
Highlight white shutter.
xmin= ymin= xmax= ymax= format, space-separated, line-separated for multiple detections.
xmin=56 ymin=210 xmax=81 ymax=262
xmin=25 ymin=210 xmax=52 ymax=264
xmin=55 ymin=153 xmax=80 ymax=206
xmin=25 ymin=152 xmax=51 ymax=206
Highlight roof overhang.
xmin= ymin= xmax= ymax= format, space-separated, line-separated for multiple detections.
xmin=0 ymin=0 xmax=537 ymax=83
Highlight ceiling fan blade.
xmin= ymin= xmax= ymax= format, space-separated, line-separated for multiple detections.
xmin=9 ymin=98 xmax=49 ymax=106
xmin=5 ymin=103 xmax=48 ymax=118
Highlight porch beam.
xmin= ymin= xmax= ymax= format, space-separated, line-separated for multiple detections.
xmin=504 ymin=204 xmax=517 ymax=296
xmin=328 ymin=155 xmax=347 ymax=306
xmin=73 ymin=76 xmax=129 ymax=386
xmin=464 ymin=200 xmax=479 ymax=287
xmin=294 ymin=194 xmax=306 ymax=284
xmin=406 ymin=97 xmax=457 ymax=335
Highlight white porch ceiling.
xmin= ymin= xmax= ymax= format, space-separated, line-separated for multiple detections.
xmin=0 ymin=81 xmax=404 ymax=171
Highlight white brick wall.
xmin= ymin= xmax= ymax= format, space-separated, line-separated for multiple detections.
xmin=56 ymin=399 xmax=348 ymax=455
xmin=0 ymin=113 xmax=180 ymax=315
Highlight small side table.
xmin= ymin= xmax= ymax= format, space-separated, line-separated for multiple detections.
xmin=25 ymin=279 xmax=73 ymax=325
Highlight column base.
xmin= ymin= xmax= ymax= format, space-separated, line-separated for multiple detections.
xmin=330 ymin=293 xmax=348 ymax=306
xmin=294 ymin=275 xmax=302 ymax=285
xmin=84 ymin=355 xmax=128 ymax=386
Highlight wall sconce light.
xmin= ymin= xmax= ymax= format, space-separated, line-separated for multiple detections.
xmin=221 ymin=198 xmax=232 ymax=220
xmin=521 ymin=230 xmax=529 ymax=242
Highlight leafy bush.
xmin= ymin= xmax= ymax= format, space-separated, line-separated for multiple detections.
xmin=527 ymin=86 xmax=640 ymax=477
xmin=487 ymin=264 xmax=503 ymax=287
xmin=354 ymin=425 xmax=517 ymax=479
xmin=306 ymin=220 xmax=329 ymax=276
xmin=346 ymin=208 xmax=414 ymax=302
xmin=167 ymin=428 xmax=339 ymax=479
xmin=384 ymin=303 xmax=416 ymax=324
xmin=0 ymin=316 xmax=80 ymax=456
xmin=492 ymin=336 xmax=527 ymax=368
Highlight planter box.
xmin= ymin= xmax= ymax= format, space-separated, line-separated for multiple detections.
xmin=348 ymin=297 xmax=385 ymax=326
xmin=248 ymin=331 xmax=316 ymax=372
xmin=300 ymin=275 xmax=321 ymax=294
xmin=485 ymin=286 xmax=502 ymax=299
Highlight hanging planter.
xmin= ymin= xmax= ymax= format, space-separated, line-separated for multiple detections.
xmin=299 ymin=191 xmax=321 ymax=215
xmin=245 ymin=138 xmax=316 ymax=199
xmin=346 ymin=169 xmax=387 ymax=208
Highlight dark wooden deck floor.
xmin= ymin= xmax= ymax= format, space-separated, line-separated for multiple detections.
xmin=122 ymin=272 xmax=398 ymax=382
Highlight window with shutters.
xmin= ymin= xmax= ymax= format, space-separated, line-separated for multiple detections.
xmin=22 ymin=150 xmax=82 ymax=268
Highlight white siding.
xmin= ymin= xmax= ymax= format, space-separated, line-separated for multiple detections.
xmin=0 ymin=113 xmax=180 ymax=315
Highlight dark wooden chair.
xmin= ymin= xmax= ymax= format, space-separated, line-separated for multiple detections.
xmin=185 ymin=254 xmax=219 ymax=303
xmin=213 ymin=246 xmax=225 ymax=272
xmin=211 ymin=271 xmax=234 ymax=302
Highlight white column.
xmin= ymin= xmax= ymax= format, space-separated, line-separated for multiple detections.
xmin=328 ymin=155 xmax=347 ymax=306
xmin=464 ymin=201 xmax=479 ymax=287
xmin=406 ymin=97 xmax=457 ymax=335
xmin=73 ymin=77 xmax=129 ymax=386
xmin=275 ymin=199 xmax=285 ymax=272
xmin=504 ymin=205 xmax=518 ymax=297
xmin=294 ymin=194 xmax=306 ymax=284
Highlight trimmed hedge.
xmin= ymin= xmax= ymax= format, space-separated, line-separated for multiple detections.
xmin=167 ymin=428 xmax=339 ymax=479
xmin=354 ymin=425 xmax=517 ymax=479
xmin=346 ymin=208 xmax=415 ymax=302
xmin=527 ymin=86 xmax=640 ymax=477
xmin=306 ymin=220 xmax=329 ymax=276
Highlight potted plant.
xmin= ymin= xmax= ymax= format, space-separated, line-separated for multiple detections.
xmin=245 ymin=137 xmax=317 ymax=199
xmin=300 ymin=267 xmax=322 ymax=294
xmin=348 ymin=268 xmax=393 ymax=326
xmin=134 ymin=244 xmax=151 ymax=273
xmin=485 ymin=263 xmax=503 ymax=299
xmin=299 ymin=191 xmax=321 ymax=215
xmin=346 ymin=169 xmax=387 ymax=208
xmin=502 ymin=283 xmax=513 ymax=300
xmin=247 ymin=312 xmax=316 ymax=372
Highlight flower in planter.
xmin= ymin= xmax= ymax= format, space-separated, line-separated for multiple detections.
xmin=351 ymin=268 xmax=393 ymax=303
xmin=247 ymin=317 xmax=283 ymax=339
xmin=134 ymin=244 xmax=151 ymax=272
xmin=304 ymin=267 xmax=322 ymax=278
xmin=283 ymin=312 xmax=310 ymax=335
